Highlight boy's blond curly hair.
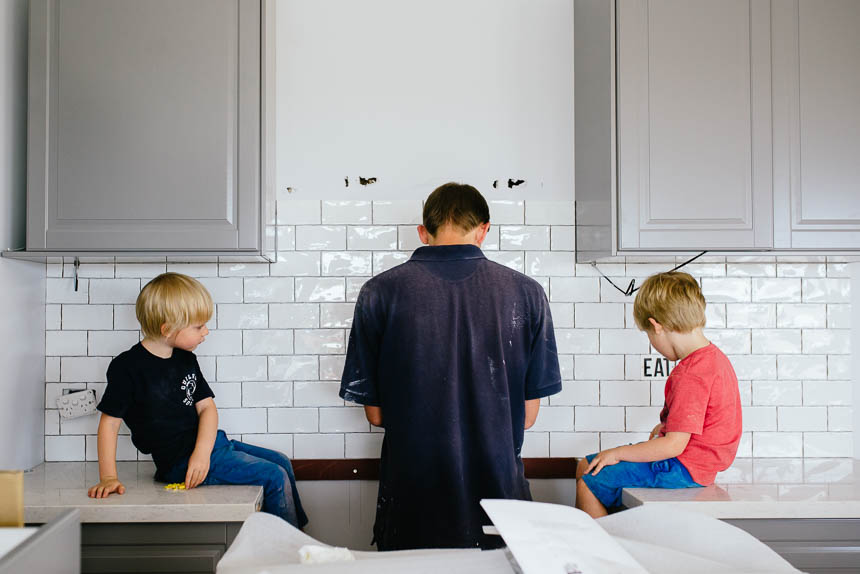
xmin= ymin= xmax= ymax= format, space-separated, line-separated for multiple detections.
xmin=136 ymin=273 xmax=213 ymax=339
xmin=633 ymin=271 xmax=706 ymax=332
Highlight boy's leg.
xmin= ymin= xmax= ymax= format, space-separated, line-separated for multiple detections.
xmin=575 ymin=478 xmax=608 ymax=518
xmin=227 ymin=440 xmax=308 ymax=528
xmin=204 ymin=446 xmax=300 ymax=527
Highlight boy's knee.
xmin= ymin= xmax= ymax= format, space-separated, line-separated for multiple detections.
xmin=576 ymin=457 xmax=589 ymax=479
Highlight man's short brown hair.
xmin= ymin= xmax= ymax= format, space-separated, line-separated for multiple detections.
xmin=422 ymin=182 xmax=490 ymax=236
xmin=633 ymin=271 xmax=706 ymax=332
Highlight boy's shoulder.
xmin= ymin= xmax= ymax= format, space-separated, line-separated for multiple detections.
xmin=671 ymin=343 xmax=734 ymax=381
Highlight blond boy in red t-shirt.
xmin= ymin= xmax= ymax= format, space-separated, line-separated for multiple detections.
xmin=575 ymin=271 xmax=742 ymax=518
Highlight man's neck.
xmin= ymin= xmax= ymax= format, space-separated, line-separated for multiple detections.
xmin=141 ymin=337 xmax=174 ymax=359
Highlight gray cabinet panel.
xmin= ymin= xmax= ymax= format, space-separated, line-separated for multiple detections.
xmin=616 ymin=0 xmax=773 ymax=251
xmin=27 ymin=0 xmax=260 ymax=251
xmin=773 ymin=0 xmax=860 ymax=249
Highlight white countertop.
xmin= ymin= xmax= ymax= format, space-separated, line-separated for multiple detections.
xmin=24 ymin=462 xmax=263 ymax=523
xmin=623 ymin=457 xmax=860 ymax=519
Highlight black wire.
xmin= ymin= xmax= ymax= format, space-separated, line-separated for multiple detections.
xmin=590 ymin=251 xmax=709 ymax=297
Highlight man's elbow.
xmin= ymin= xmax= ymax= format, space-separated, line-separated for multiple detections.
xmin=364 ymin=406 xmax=383 ymax=427
xmin=524 ymin=416 xmax=538 ymax=430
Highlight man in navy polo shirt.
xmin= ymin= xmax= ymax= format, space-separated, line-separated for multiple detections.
xmin=340 ymin=183 xmax=562 ymax=550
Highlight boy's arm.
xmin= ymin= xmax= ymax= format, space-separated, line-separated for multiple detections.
xmin=87 ymin=413 xmax=126 ymax=498
xmin=186 ymin=397 xmax=218 ymax=489
xmin=585 ymin=432 xmax=691 ymax=476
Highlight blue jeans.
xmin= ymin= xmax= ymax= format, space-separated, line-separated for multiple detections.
xmin=580 ymin=453 xmax=701 ymax=509
xmin=160 ymin=430 xmax=308 ymax=528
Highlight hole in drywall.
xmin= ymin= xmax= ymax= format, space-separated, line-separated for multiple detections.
xmin=359 ymin=177 xmax=377 ymax=186
xmin=507 ymin=179 xmax=525 ymax=189
xmin=344 ymin=177 xmax=349 ymax=188
xmin=492 ymin=180 xmax=499 ymax=189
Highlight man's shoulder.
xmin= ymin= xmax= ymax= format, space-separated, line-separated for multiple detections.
xmin=482 ymin=259 xmax=547 ymax=297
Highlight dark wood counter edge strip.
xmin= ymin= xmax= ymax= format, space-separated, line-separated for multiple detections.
xmin=292 ymin=458 xmax=579 ymax=481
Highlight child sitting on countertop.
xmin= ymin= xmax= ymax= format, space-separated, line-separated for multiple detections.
xmin=575 ymin=271 xmax=742 ymax=517
xmin=87 ymin=273 xmax=307 ymax=528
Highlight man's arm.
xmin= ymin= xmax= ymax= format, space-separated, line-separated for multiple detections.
xmin=585 ymin=431 xmax=691 ymax=475
xmin=364 ymin=405 xmax=383 ymax=427
xmin=88 ymin=413 xmax=126 ymax=498
xmin=524 ymin=398 xmax=540 ymax=429
xmin=186 ymin=397 xmax=218 ymax=489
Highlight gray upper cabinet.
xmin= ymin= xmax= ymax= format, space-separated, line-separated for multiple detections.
xmin=616 ymin=0 xmax=774 ymax=251
xmin=772 ymin=0 xmax=860 ymax=249
xmin=27 ymin=0 xmax=262 ymax=251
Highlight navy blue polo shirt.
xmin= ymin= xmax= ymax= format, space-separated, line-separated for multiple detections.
xmin=340 ymin=244 xmax=562 ymax=550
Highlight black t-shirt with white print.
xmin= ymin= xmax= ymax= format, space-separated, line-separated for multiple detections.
xmin=98 ymin=342 xmax=214 ymax=472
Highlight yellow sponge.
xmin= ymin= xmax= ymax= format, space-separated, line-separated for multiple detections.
xmin=164 ymin=483 xmax=186 ymax=491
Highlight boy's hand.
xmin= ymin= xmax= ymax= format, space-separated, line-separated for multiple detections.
xmin=649 ymin=423 xmax=664 ymax=440
xmin=88 ymin=477 xmax=125 ymax=499
xmin=185 ymin=449 xmax=211 ymax=489
xmin=585 ymin=448 xmax=622 ymax=476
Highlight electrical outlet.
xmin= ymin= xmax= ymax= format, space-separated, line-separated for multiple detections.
xmin=56 ymin=389 xmax=97 ymax=419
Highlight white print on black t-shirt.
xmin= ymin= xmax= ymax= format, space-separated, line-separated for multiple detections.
xmin=180 ymin=373 xmax=197 ymax=406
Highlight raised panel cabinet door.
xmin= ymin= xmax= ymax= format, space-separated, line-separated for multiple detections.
xmin=27 ymin=0 xmax=260 ymax=251
xmin=772 ymin=0 xmax=860 ymax=249
xmin=617 ymin=0 xmax=774 ymax=250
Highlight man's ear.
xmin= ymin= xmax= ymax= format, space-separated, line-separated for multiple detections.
xmin=648 ymin=317 xmax=663 ymax=334
xmin=417 ymin=225 xmax=432 ymax=245
xmin=474 ymin=222 xmax=491 ymax=246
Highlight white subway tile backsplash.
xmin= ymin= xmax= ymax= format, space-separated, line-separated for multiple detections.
xmin=345 ymin=433 xmax=384 ymax=458
xmin=217 ymin=356 xmax=267 ymax=382
xmin=296 ymin=226 xmax=346 ymax=251
xmin=525 ymin=252 xmax=575 ymax=276
xmin=753 ymin=278 xmax=801 ymax=303
xmin=803 ymin=381 xmax=851 ymax=406
xmin=500 ymin=226 xmax=550 ymax=251
xmin=295 ymin=278 xmax=345 ymax=302
xmin=40 ymin=214 xmax=853 ymax=463
xmin=555 ymin=329 xmax=599 ymax=354
xmin=751 ymin=329 xmax=800 ymax=354
xmin=726 ymin=304 xmax=776 ymax=329
xmin=88 ymin=331 xmax=139 ymax=357
xmin=347 ymin=226 xmax=397 ymax=250
xmin=373 ymin=201 xmax=422 ymax=224
xmin=525 ymin=201 xmax=574 ymax=225
xmin=803 ymin=433 xmax=852 ymax=457
xmin=321 ymin=252 xmax=372 ymax=276
xmin=277 ymin=200 xmax=321 ymax=224
xmin=294 ymin=434 xmax=344 ymax=459
xmin=196 ymin=330 xmax=243 ymax=356
xmin=62 ymin=305 xmax=113 ymax=331
xmin=46 ymin=331 xmax=87 ymax=356
xmin=550 ymin=277 xmax=600 ymax=302
xmin=753 ymin=380 xmax=803 ymax=406
xmin=198 ymin=277 xmax=244 ymax=303
xmin=244 ymin=278 xmax=296 ymax=303
xmin=320 ymin=303 xmax=356 ymax=328
xmin=372 ymin=252 xmax=410 ymax=275
xmin=294 ymin=329 xmax=345 ymax=355
xmin=322 ymin=201 xmax=371 ymax=224
xmin=242 ymin=381 xmax=292 ymax=407
xmin=269 ymin=356 xmax=319 ymax=381
xmin=778 ymin=355 xmax=827 ymax=380
xmin=271 ymin=252 xmax=322 ymax=277
xmin=89 ymin=279 xmax=140 ymax=304
xmin=243 ymin=330 xmax=294 ymax=355
xmin=753 ymin=432 xmax=803 ymax=457
xmin=269 ymin=304 xmax=319 ymax=329
xmin=802 ymin=278 xmax=850 ymax=303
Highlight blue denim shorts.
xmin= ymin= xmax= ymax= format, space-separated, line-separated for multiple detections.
xmin=580 ymin=453 xmax=701 ymax=509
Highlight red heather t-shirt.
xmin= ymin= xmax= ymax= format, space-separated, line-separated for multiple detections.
xmin=659 ymin=343 xmax=742 ymax=485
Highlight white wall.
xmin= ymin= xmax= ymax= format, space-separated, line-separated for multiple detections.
xmin=0 ymin=0 xmax=46 ymax=470
xmin=853 ymin=262 xmax=860 ymax=459
xmin=276 ymin=0 xmax=574 ymax=201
